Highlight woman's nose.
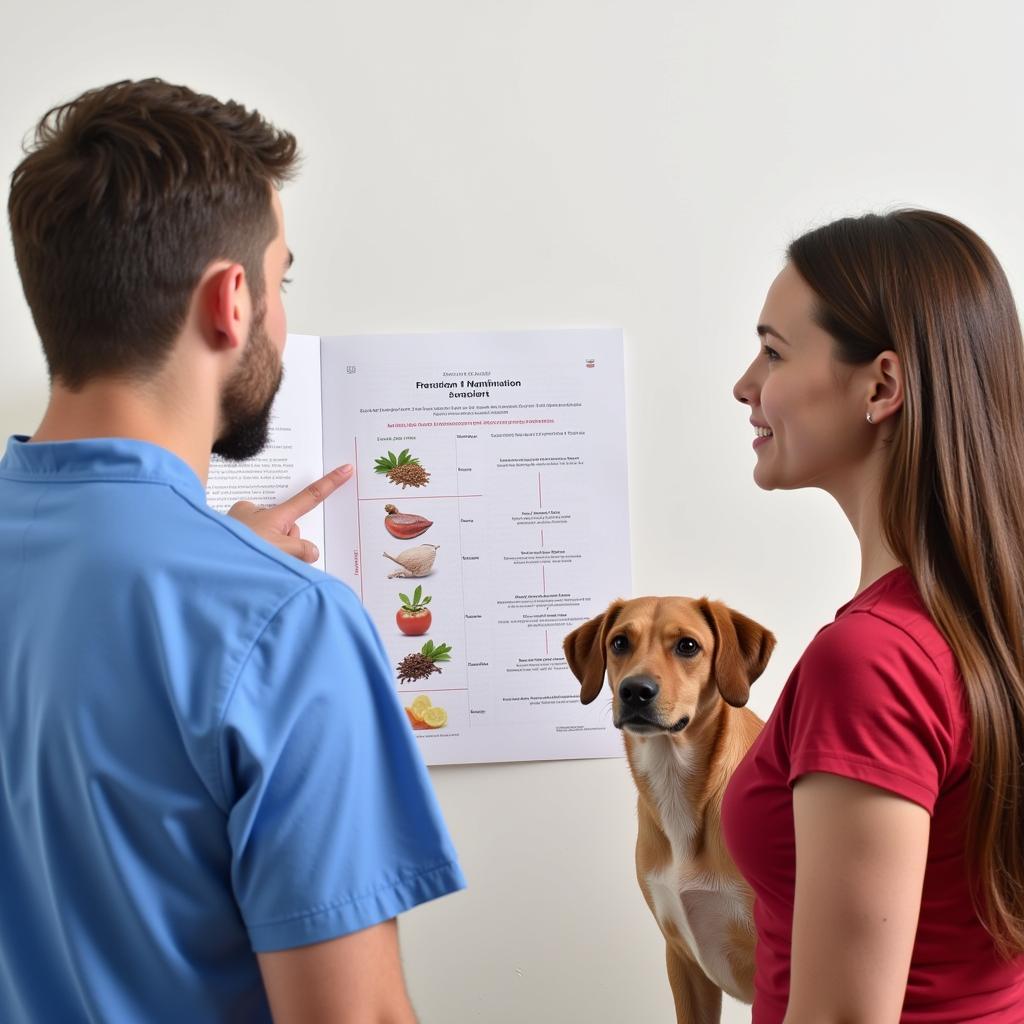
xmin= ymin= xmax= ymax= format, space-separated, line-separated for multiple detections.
xmin=733 ymin=361 xmax=760 ymax=406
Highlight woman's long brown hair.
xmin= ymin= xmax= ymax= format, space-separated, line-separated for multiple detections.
xmin=788 ymin=210 xmax=1024 ymax=959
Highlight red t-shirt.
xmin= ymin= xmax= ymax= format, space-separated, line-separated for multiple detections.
xmin=722 ymin=566 xmax=1024 ymax=1022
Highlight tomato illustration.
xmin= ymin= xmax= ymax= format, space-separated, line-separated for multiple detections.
xmin=396 ymin=608 xmax=432 ymax=636
xmin=396 ymin=586 xmax=432 ymax=636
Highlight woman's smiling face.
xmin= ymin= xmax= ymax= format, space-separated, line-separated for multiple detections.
xmin=733 ymin=262 xmax=875 ymax=493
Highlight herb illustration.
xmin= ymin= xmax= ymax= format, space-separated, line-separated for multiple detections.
xmin=397 ymin=639 xmax=453 ymax=683
xmin=374 ymin=449 xmax=430 ymax=489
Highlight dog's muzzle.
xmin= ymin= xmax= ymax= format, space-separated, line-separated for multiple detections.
xmin=615 ymin=675 xmax=690 ymax=734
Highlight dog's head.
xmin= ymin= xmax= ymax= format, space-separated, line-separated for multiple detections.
xmin=563 ymin=596 xmax=775 ymax=736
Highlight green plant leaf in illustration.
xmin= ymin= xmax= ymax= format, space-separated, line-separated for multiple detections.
xmin=374 ymin=450 xmax=425 ymax=475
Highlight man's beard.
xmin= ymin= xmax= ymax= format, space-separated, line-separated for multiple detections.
xmin=212 ymin=304 xmax=283 ymax=462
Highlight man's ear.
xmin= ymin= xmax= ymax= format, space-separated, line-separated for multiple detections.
xmin=698 ymin=599 xmax=776 ymax=708
xmin=563 ymin=600 xmax=624 ymax=705
xmin=204 ymin=261 xmax=250 ymax=352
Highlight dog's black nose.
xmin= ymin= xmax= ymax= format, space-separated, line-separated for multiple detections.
xmin=619 ymin=676 xmax=659 ymax=707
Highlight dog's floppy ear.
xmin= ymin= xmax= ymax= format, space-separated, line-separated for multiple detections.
xmin=563 ymin=600 xmax=625 ymax=705
xmin=698 ymin=599 xmax=776 ymax=708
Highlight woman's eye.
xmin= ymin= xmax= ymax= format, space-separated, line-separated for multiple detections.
xmin=675 ymin=637 xmax=700 ymax=657
xmin=762 ymin=345 xmax=780 ymax=362
xmin=281 ymin=276 xmax=293 ymax=292
xmin=610 ymin=635 xmax=629 ymax=654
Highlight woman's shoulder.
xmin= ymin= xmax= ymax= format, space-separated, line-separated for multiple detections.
xmin=795 ymin=567 xmax=963 ymax=737
xmin=779 ymin=567 xmax=971 ymax=802
xmin=813 ymin=567 xmax=956 ymax=677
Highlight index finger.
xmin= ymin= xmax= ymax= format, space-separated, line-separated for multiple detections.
xmin=273 ymin=464 xmax=354 ymax=521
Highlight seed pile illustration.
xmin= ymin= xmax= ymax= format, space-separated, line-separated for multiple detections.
xmin=397 ymin=639 xmax=453 ymax=682
xmin=375 ymin=449 xmax=430 ymax=489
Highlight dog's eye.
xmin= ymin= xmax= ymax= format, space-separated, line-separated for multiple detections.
xmin=675 ymin=637 xmax=700 ymax=658
xmin=610 ymin=635 xmax=629 ymax=654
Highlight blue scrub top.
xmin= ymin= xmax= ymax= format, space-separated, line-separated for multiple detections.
xmin=0 ymin=436 xmax=465 ymax=1023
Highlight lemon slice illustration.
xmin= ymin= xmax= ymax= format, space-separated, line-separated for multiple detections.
xmin=423 ymin=706 xmax=447 ymax=729
xmin=410 ymin=695 xmax=432 ymax=721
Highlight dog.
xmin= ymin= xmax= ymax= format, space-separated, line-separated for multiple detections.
xmin=563 ymin=596 xmax=775 ymax=1023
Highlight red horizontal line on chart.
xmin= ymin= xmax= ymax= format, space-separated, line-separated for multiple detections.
xmin=399 ymin=687 xmax=470 ymax=693
xmin=360 ymin=494 xmax=482 ymax=501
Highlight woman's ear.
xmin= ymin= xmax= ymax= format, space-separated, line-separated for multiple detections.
xmin=866 ymin=350 xmax=904 ymax=424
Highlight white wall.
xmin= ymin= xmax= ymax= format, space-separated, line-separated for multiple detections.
xmin=2 ymin=2 xmax=1023 ymax=1020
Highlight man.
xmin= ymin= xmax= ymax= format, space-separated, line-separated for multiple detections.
xmin=0 ymin=79 xmax=464 ymax=1022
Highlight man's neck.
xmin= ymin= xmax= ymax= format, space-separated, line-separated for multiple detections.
xmin=31 ymin=376 xmax=217 ymax=485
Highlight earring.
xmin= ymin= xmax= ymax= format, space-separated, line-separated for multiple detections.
xmin=866 ymin=411 xmax=874 ymax=424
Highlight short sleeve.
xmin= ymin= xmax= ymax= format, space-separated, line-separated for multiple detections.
xmin=218 ymin=579 xmax=466 ymax=952
xmin=786 ymin=612 xmax=956 ymax=813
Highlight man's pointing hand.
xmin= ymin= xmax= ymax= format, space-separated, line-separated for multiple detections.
xmin=227 ymin=464 xmax=353 ymax=563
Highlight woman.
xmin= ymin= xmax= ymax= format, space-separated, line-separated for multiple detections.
xmin=723 ymin=210 xmax=1024 ymax=1022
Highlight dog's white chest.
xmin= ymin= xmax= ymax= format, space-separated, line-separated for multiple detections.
xmin=637 ymin=740 xmax=751 ymax=1001
xmin=645 ymin=863 xmax=749 ymax=1000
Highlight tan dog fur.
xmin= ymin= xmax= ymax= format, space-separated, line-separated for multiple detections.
xmin=564 ymin=597 xmax=775 ymax=1024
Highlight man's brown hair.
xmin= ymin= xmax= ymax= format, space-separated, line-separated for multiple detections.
xmin=7 ymin=78 xmax=299 ymax=389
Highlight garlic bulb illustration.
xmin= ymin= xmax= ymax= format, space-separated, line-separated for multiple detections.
xmin=384 ymin=544 xmax=440 ymax=578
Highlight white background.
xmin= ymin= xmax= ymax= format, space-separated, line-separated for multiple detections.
xmin=2 ymin=3 xmax=1023 ymax=1020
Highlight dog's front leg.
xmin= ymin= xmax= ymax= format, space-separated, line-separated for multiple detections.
xmin=665 ymin=946 xmax=722 ymax=1024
